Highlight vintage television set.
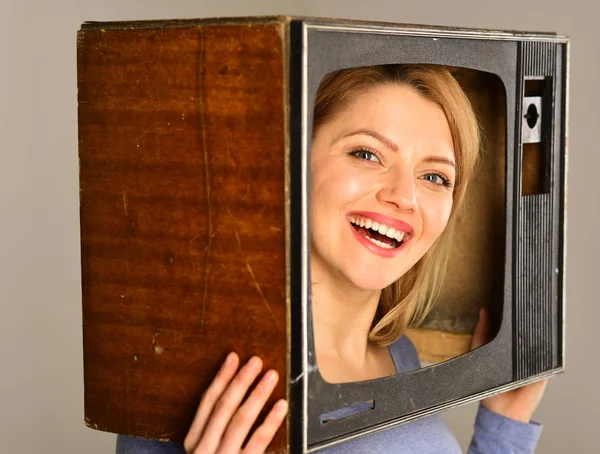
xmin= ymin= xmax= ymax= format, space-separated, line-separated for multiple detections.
xmin=77 ymin=16 xmax=568 ymax=453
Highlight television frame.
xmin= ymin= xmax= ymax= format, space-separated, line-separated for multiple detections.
xmin=286 ymin=19 xmax=568 ymax=452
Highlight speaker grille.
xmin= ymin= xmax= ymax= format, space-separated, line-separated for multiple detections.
xmin=515 ymin=194 xmax=554 ymax=379
xmin=522 ymin=41 xmax=556 ymax=77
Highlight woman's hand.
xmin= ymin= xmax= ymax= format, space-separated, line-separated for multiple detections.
xmin=183 ymin=352 xmax=288 ymax=454
xmin=470 ymin=308 xmax=548 ymax=423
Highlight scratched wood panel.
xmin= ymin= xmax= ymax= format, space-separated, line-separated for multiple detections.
xmin=78 ymin=20 xmax=289 ymax=451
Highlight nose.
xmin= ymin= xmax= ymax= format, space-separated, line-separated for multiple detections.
xmin=376 ymin=171 xmax=418 ymax=212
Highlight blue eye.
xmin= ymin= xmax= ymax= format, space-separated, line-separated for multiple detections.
xmin=351 ymin=149 xmax=381 ymax=163
xmin=422 ymin=173 xmax=453 ymax=187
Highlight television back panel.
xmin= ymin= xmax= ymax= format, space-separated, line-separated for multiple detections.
xmin=77 ymin=18 xmax=291 ymax=450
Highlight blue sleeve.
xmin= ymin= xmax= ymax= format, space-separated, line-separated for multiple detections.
xmin=467 ymin=405 xmax=543 ymax=454
xmin=116 ymin=434 xmax=186 ymax=454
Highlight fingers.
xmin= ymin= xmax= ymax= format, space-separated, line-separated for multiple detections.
xmin=184 ymin=352 xmax=240 ymax=453
xmin=243 ymin=400 xmax=288 ymax=454
xmin=184 ymin=354 xmax=287 ymax=454
xmin=470 ymin=306 xmax=490 ymax=350
xmin=192 ymin=356 xmax=264 ymax=453
xmin=219 ymin=370 xmax=282 ymax=452
xmin=514 ymin=378 xmax=548 ymax=410
xmin=482 ymin=378 xmax=549 ymax=423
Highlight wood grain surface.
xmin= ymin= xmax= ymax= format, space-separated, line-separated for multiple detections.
xmin=78 ymin=20 xmax=289 ymax=451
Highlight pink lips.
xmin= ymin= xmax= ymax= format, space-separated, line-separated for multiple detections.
xmin=347 ymin=211 xmax=414 ymax=258
xmin=350 ymin=211 xmax=414 ymax=236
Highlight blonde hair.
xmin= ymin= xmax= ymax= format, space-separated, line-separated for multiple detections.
xmin=313 ymin=65 xmax=481 ymax=346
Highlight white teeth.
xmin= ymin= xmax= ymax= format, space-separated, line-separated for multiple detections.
xmin=350 ymin=216 xmax=408 ymax=245
xmin=366 ymin=236 xmax=394 ymax=249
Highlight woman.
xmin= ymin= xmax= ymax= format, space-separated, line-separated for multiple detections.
xmin=117 ymin=65 xmax=547 ymax=453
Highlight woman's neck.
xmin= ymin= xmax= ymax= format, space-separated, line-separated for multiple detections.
xmin=310 ymin=261 xmax=382 ymax=369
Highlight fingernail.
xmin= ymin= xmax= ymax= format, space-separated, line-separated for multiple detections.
xmin=275 ymin=399 xmax=288 ymax=414
xmin=248 ymin=356 xmax=262 ymax=369
xmin=225 ymin=352 xmax=236 ymax=365
xmin=265 ymin=370 xmax=278 ymax=384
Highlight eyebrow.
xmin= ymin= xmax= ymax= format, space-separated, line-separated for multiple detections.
xmin=342 ymin=129 xmax=456 ymax=169
xmin=423 ymin=156 xmax=456 ymax=169
xmin=343 ymin=129 xmax=399 ymax=152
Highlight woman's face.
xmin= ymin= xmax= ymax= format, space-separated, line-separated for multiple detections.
xmin=310 ymin=84 xmax=456 ymax=291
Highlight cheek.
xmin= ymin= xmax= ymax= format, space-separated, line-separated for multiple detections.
xmin=312 ymin=162 xmax=368 ymax=207
xmin=310 ymin=165 xmax=371 ymax=248
xmin=421 ymin=195 xmax=453 ymax=240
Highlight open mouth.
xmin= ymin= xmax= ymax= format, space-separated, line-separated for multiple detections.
xmin=349 ymin=215 xmax=408 ymax=250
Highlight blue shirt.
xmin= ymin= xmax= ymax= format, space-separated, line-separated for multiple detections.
xmin=116 ymin=336 xmax=542 ymax=453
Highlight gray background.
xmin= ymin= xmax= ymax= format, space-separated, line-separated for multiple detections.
xmin=0 ymin=0 xmax=595 ymax=452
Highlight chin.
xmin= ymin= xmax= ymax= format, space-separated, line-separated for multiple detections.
xmin=344 ymin=268 xmax=402 ymax=292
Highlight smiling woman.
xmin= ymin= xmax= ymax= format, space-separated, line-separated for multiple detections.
xmin=310 ymin=67 xmax=480 ymax=382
